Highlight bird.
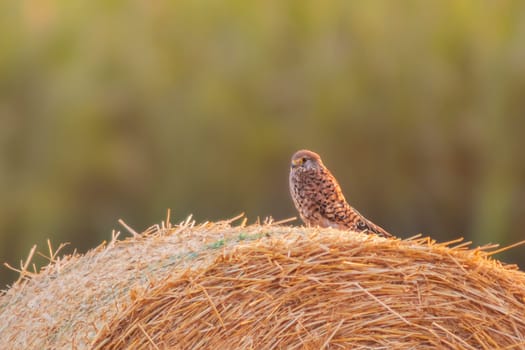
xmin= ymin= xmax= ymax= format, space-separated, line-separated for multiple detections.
xmin=289 ymin=149 xmax=392 ymax=238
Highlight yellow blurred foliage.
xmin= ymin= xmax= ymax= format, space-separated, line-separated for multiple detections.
xmin=1 ymin=0 xmax=525 ymax=287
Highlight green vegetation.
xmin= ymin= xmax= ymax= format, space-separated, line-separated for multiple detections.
xmin=207 ymin=239 xmax=225 ymax=250
xmin=1 ymin=1 xmax=525 ymax=287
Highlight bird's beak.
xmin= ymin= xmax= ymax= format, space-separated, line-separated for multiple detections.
xmin=291 ymin=158 xmax=302 ymax=168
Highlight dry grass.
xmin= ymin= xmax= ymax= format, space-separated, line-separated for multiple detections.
xmin=1 ymin=214 xmax=525 ymax=349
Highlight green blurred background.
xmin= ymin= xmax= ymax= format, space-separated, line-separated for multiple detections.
xmin=2 ymin=0 xmax=525 ymax=288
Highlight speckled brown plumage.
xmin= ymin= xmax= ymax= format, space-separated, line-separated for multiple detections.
xmin=289 ymin=149 xmax=392 ymax=238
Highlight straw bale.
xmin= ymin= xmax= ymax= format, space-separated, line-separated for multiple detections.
xmin=1 ymin=215 xmax=525 ymax=349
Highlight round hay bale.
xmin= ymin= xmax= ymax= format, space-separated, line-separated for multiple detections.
xmin=1 ymin=217 xmax=525 ymax=349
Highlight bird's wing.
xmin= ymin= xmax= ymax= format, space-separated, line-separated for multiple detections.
xmin=336 ymin=204 xmax=393 ymax=238
xmin=357 ymin=214 xmax=392 ymax=238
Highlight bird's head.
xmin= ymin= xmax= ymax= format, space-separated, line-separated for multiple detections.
xmin=290 ymin=149 xmax=323 ymax=171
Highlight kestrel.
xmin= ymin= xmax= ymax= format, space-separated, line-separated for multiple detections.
xmin=289 ymin=149 xmax=392 ymax=238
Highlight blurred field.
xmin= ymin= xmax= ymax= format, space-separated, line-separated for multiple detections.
xmin=1 ymin=0 xmax=525 ymax=287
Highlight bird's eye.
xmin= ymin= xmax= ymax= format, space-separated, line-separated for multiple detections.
xmin=302 ymin=157 xmax=307 ymax=164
